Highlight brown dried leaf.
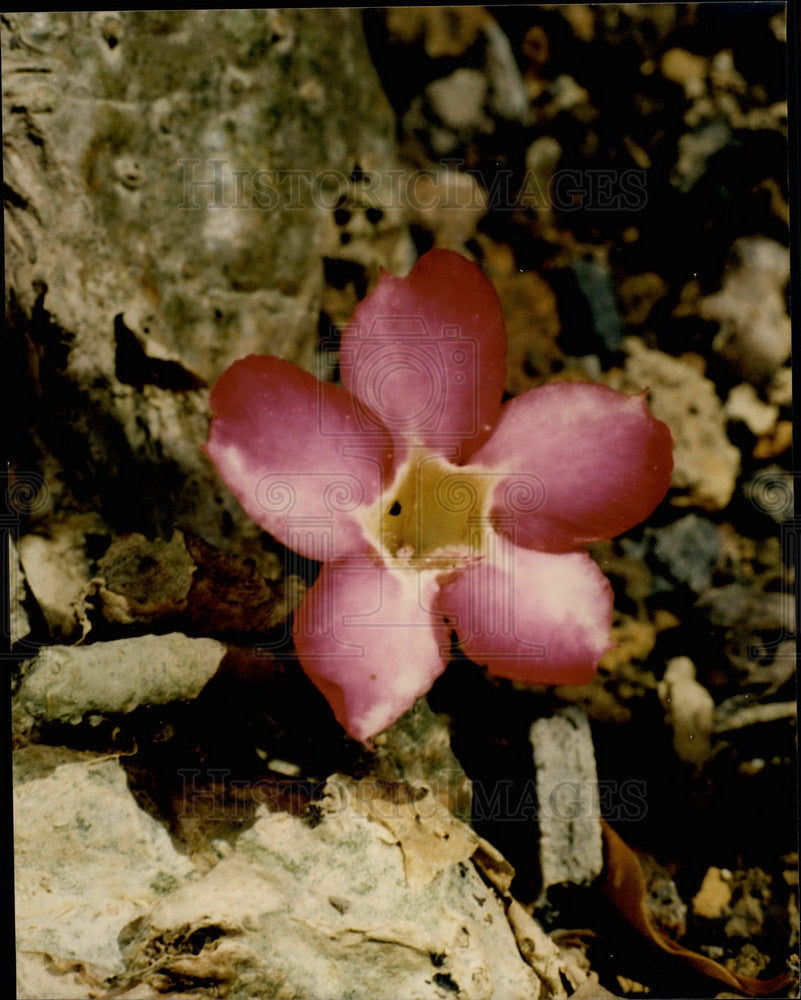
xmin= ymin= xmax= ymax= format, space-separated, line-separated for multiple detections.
xmin=601 ymin=820 xmax=792 ymax=996
xmin=339 ymin=776 xmax=479 ymax=890
xmin=97 ymin=531 xmax=195 ymax=622
xmin=183 ymin=532 xmax=304 ymax=634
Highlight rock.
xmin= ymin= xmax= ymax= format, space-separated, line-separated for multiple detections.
xmin=660 ymin=48 xmax=709 ymax=98
xmin=523 ymin=136 xmax=562 ymax=214
xmin=18 ymin=514 xmax=105 ymax=640
xmin=725 ymin=383 xmax=780 ymax=436
xmin=723 ymin=869 xmax=772 ymax=940
xmin=671 ymin=117 xmax=732 ymax=193
xmin=767 ymin=366 xmax=792 ymax=407
xmin=16 ymin=633 xmax=226 ymax=724
xmin=427 ymin=68 xmax=490 ymax=132
xmin=368 ymin=698 xmax=473 ymax=821
xmin=126 ymin=785 xmax=556 ymax=999
xmin=701 ymin=238 xmax=791 ymax=385
xmin=570 ymin=258 xmax=624 ymax=352
xmin=618 ymin=272 xmax=668 ymax=326
xmin=753 ymin=420 xmax=792 ymax=460
xmin=610 ymin=338 xmax=740 ymax=510
xmin=405 ymin=167 xmax=488 ymax=253
xmin=658 ymin=657 xmax=715 ymax=766
xmin=4 ymin=10 xmax=411 ymax=547
xmin=698 ymin=583 xmax=793 ymax=632
xmin=14 ymin=751 xmax=195 ymax=973
xmin=529 ymin=706 xmax=603 ymax=895
xmin=650 ymin=514 xmax=720 ymax=593
xmin=692 ymin=866 xmax=734 ymax=919
xmin=483 ymin=252 xmax=563 ymax=393
xmin=9 ymin=537 xmax=30 ymax=647
xmin=543 ymin=74 xmax=590 ymax=114
xmin=483 ymin=19 xmax=531 ymax=122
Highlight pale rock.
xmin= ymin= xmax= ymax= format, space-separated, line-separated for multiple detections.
xmin=701 ymin=237 xmax=791 ymax=384
xmin=17 ymin=633 xmax=226 ymax=724
xmin=14 ymin=753 xmax=195 ymax=973
xmin=658 ymin=657 xmax=715 ymax=766
xmin=484 ymin=19 xmax=531 ymax=122
xmin=523 ymin=136 xmax=562 ymax=211
xmin=530 ymin=706 xmax=603 ymax=895
xmin=692 ymin=866 xmax=733 ymax=919
xmin=725 ymin=383 xmax=779 ymax=436
xmin=611 ymin=338 xmax=740 ymax=510
xmin=18 ymin=515 xmax=102 ymax=641
xmin=406 ymin=168 xmax=488 ymax=252
xmin=128 ymin=795 xmax=557 ymax=999
xmin=660 ymin=48 xmax=709 ymax=98
xmin=767 ymin=366 xmax=793 ymax=407
xmin=427 ymin=68 xmax=490 ymax=132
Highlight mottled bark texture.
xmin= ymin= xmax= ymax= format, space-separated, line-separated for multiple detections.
xmin=3 ymin=10 xmax=412 ymax=545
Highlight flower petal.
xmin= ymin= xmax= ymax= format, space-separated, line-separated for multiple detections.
xmin=436 ymin=534 xmax=614 ymax=685
xmin=204 ymin=355 xmax=396 ymax=561
xmin=471 ymin=382 xmax=673 ymax=552
xmin=292 ymin=560 xmax=449 ymax=742
xmin=339 ymin=249 xmax=506 ymax=463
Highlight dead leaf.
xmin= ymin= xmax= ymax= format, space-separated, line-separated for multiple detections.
xmin=336 ymin=775 xmax=479 ymax=890
xmin=97 ymin=531 xmax=195 ymax=622
xmin=601 ymin=821 xmax=792 ymax=996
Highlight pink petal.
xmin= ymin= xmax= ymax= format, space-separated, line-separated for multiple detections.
xmin=436 ymin=534 xmax=614 ymax=685
xmin=470 ymin=382 xmax=673 ymax=552
xmin=292 ymin=560 xmax=450 ymax=742
xmin=204 ymin=355 xmax=396 ymax=561
xmin=339 ymin=249 xmax=506 ymax=463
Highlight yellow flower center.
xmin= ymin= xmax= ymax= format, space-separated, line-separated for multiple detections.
xmin=364 ymin=448 xmax=495 ymax=569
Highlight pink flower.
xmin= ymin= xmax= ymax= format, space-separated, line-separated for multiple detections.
xmin=204 ymin=249 xmax=673 ymax=743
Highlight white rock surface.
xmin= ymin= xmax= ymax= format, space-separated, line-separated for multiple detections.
xmin=14 ymin=754 xmax=196 ymax=974
xmin=126 ymin=784 xmax=559 ymax=999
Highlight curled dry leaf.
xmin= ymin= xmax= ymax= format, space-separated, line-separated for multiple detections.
xmin=601 ymin=821 xmax=792 ymax=996
xmin=329 ymin=774 xmax=480 ymax=891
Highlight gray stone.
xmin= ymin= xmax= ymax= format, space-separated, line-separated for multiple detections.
xmin=529 ymin=706 xmax=603 ymax=895
xmin=650 ymin=514 xmax=720 ymax=593
xmin=17 ymin=632 xmax=226 ymax=724
xmin=571 ymin=258 xmax=624 ymax=351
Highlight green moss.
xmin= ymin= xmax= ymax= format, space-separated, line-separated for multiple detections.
xmin=149 ymin=870 xmax=181 ymax=895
